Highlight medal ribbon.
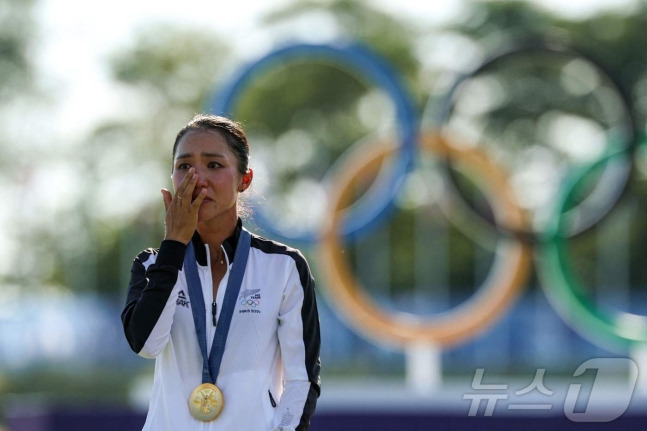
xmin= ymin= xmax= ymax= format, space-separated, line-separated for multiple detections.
xmin=184 ymin=228 xmax=251 ymax=384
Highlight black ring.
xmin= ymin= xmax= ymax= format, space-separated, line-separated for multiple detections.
xmin=432 ymin=37 xmax=639 ymax=241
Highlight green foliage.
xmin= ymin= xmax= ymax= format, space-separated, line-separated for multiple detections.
xmin=459 ymin=0 xmax=555 ymax=39
xmin=264 ymin=0 xmax=421 ymax=99
xmin=0 ymin=0 xmax=36 ymax=101
xmin=1 ymin=367 xmax=135 ymax=406
xmin=110 ymin=25 xmax=231 ymax=107
xmin=563 ymin=4 xmax=647 ymax=124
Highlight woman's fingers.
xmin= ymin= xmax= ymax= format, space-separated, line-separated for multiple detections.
xmin=161 ymin=188 xmax=173 ymax=211
xmin=192 ymin=188 xmax=207 ymax=208
xmin=162 ymin=169 xmax=205 ymax=244
xmin=176 ymin=168 xmax=196 ymax=202
xmin=181 ymin=173 xmax=198 ymax=203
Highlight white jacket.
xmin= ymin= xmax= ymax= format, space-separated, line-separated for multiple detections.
xmin=122 ymin=222 xmax=321 ymax=430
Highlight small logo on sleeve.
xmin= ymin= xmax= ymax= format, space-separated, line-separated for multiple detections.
xmin=177 ymin=290 xmax=190 ymax=308
xmin=239 ymin=289 xmax=261 ymax=314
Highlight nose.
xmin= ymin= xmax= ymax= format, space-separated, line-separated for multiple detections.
xmin=194 ymin=167 xmax=209 ymax=189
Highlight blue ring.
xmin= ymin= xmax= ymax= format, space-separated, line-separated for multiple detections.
xmin=207 ymin=42 xmax=418 ymax=244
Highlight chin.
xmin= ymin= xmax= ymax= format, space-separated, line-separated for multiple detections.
xmin=197 ymin=207 xmax=215 ymax=222
xmin=197 ymin=201 xmax=237 ymax=223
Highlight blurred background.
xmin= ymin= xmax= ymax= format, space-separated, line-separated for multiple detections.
xmin=2 ymin=0 xmax=647 ymax=429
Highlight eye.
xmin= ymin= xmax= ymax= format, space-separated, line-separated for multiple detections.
xmin=176 ymin=162 xmax=191 ymax=170
xmin=208 ymin=161 xmax=222 ymax=169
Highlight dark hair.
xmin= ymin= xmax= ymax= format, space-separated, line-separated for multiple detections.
xmin=173 ymin=114 xmax=250 ymax=175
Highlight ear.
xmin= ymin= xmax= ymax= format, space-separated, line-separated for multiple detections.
xmin=238 ymin=169 xmax=254 ymax=192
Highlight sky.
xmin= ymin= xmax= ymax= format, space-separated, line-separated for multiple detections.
xmin=32 ymin=0 xmax=639 ymax=141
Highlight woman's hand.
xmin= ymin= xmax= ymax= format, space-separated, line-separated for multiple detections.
xmin=161 ymin=167 xmax=207 ymax=244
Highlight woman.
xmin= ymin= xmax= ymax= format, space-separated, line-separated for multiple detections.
xmin=121 ymin=114 xmax=321 ymax=430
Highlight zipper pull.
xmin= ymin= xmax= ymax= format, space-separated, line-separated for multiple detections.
xmin=212 ymin=301 xmax=217 ymax=326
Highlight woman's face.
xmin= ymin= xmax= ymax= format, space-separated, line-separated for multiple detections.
xmin=172 ymin=129 xmax=247 ymax=224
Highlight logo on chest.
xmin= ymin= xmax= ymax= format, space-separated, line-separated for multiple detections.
xmin=176 ymin=290 xmax=190 ymax=308
xmin=239 ymin=289 xmax=261 ymax=314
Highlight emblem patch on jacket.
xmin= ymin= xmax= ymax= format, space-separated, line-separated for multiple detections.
xmin=239 ymin=289 xmax=261 ymax=314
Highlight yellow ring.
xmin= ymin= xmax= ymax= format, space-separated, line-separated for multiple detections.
xmin=318 ymin=132 xmax=532 ymax=347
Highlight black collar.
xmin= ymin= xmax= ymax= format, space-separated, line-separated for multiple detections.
xmin=190 ymin=219 xmax=243 ymax=266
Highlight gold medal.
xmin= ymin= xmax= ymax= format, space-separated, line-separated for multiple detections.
xmin=189 ymin=383 xmax=224 ymax=422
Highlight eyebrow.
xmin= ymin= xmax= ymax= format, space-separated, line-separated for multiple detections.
xmin=175 ymin=152 xmax=226 ymax=160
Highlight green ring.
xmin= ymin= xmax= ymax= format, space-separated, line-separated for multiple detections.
xmin=538 ymin=145 xmax=647 ymax=351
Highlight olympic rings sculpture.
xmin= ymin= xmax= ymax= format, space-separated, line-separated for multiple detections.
xmin=208 ymin=40 xmax=645 ymax=351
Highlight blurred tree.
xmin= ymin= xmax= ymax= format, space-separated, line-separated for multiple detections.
xmin=0 ymin=0 xmax=39 ymax=421
xmin=0 ymin=0 xmax=39 ymax=286
xmin=264 ymin=0 xmax=422 ymax=100
xmin=72 ymin=0 xmax=427 ymax=296
xmin=56 ymin=25 xmax=233 ymax=295
xmin=565 ymin=4 xmax=647 ymax=117
xmin=0 ymin=0 xmax=37 ymax=101
xmin=54 ymin=0 xmax=647 ymax=305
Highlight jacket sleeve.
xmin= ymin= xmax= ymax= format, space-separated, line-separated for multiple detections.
xmin=121 ymin=239 xmax=186 ymax=358
xmin=272 ymin=252 xmax=321 ymax=431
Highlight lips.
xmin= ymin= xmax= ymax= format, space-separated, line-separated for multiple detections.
xmin=194 ymin=187 xmax=211 ymax=202
xmin=193 ymin=195 xmax=212 ymax=202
